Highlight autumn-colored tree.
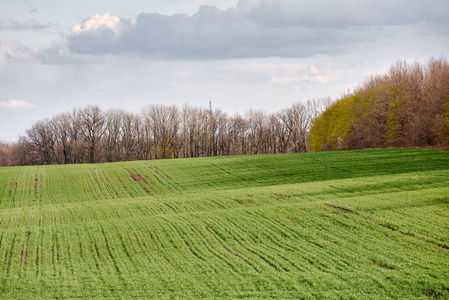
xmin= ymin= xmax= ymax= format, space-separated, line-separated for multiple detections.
xmin=309 ymin=57 xmax=449 ymax=151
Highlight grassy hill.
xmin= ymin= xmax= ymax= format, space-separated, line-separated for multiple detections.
xmin=0 ymin=149 xmax=448 ymax=298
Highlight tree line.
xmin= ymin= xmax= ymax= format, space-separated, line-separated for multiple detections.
xmin=309 ymin=57 xmax=449 ymax=151
xmin=2 ymin=56 xmax=448 ymax=167
xmin=0 ymin=99 xmax=331 ymax=166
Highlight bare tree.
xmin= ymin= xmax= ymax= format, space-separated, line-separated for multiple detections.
xmin=142 ymin=104 xmax=180 ymax=159
xmin=272 ymin=112 xmax=290 ymax=153
xmin=121 ymin=112 xmax=139 ymax=161
xmin=180 ymin=104 xmax=202 ymax=158
xmin=79 ymin=105 xmax=106 ymax=163
xmin=279 ymin=103 xmax=309 ymax=152
xmin=52 ymin=112 xmax=76 ymax=164
xmin=246 ymin=109 xmax=268 ymax=154
xmin=214 ymin=108 xmax=228 ymax=156
xmin=25 ymin=119 xmax=56 ymax=165
xmin=227 ymin=113 xmax=248 ymax=155
xmin=0 ymin=142 xmax=17 ymax=166
xmin=102 ymin=109 xmax=124 ymax=162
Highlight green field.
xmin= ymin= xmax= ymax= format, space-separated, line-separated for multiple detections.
xmin=0 ymin=149 xmax=448 ymax=299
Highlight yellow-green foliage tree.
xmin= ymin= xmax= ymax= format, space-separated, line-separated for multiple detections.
xmin=310 ymin=57 xmax=449 ymax=151
xmin=153 ymin=134 xmax=177 ymax=159
xmin=309 ymin=93 xmax=358 ymax=151
xmin=350 ymin=84 xmax=390 ymax=149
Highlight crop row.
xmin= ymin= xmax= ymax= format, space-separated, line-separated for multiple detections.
xmin=1 ymin=149 xmax=448 ymax=210
xmin=0 ymin=149 xmax=448 ymax=298
xmin=0 ymin=177 xmax=448 ymax=297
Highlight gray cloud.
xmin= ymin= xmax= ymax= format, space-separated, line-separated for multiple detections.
xmin=240 ymin=0 xmax=449 ymax=28
xmin=17 ymin=0 xmax=449 ymax=61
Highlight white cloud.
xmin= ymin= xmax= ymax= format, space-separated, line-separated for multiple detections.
xmin=1 ymin=40 xmax=104 ymax=65
xmin=0 ymin=99 xmax=34 ymax=108
xmin=69 ymin=13 xmax=125 ymax=36
xmin=1 ymin=40 xmax=37 ymax=61
xmin=0 ymin=18 xmax=47 ymax=30
xmin=66 ymin=13 xmax=132 ymax=55
xmin=309 ymin=66 xmax=319 ymax=75
xmin=270 ymin=75 xmax=302 ymax=86
xmin=304 ymin=65 xmax=342 ymax=85
xmin=268 ymin=63 xmax=343 ymax=87
xmin=307 ymin=75 xmax=331 ymax=85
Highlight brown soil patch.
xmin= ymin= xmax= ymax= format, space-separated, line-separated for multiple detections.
xmin=371 ymin=259 xmax=394 ymax=269
xmin=35 ymin=246 xmax=39 ymax=265
xmin=273 ymin=193 xmax=291 ymax=198
xmin=379 ymin=223 xmax=398 ymax=231
xmin=125 ymin=168 xmax=152 ymax=195
xmin=324 ymin=203 xmax=354 ymax=213
xmin=21 ymin=248 xmax=28 ymax=265
xmin=436 ymin=243 xmax=449 ymax=250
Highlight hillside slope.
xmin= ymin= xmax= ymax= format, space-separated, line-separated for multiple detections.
xmin=0 ymin=149 xmax=448 ymax=298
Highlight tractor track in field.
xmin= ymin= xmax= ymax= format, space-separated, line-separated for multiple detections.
xmin=0 ymin=149 xmax=448 ymax=298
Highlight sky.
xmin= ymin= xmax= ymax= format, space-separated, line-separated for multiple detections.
xmin=1 ymin=0 xmax=448 ymax=142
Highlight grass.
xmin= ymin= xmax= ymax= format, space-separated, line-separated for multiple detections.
xmin=0 ymin=148 xmax=448 ymax=298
